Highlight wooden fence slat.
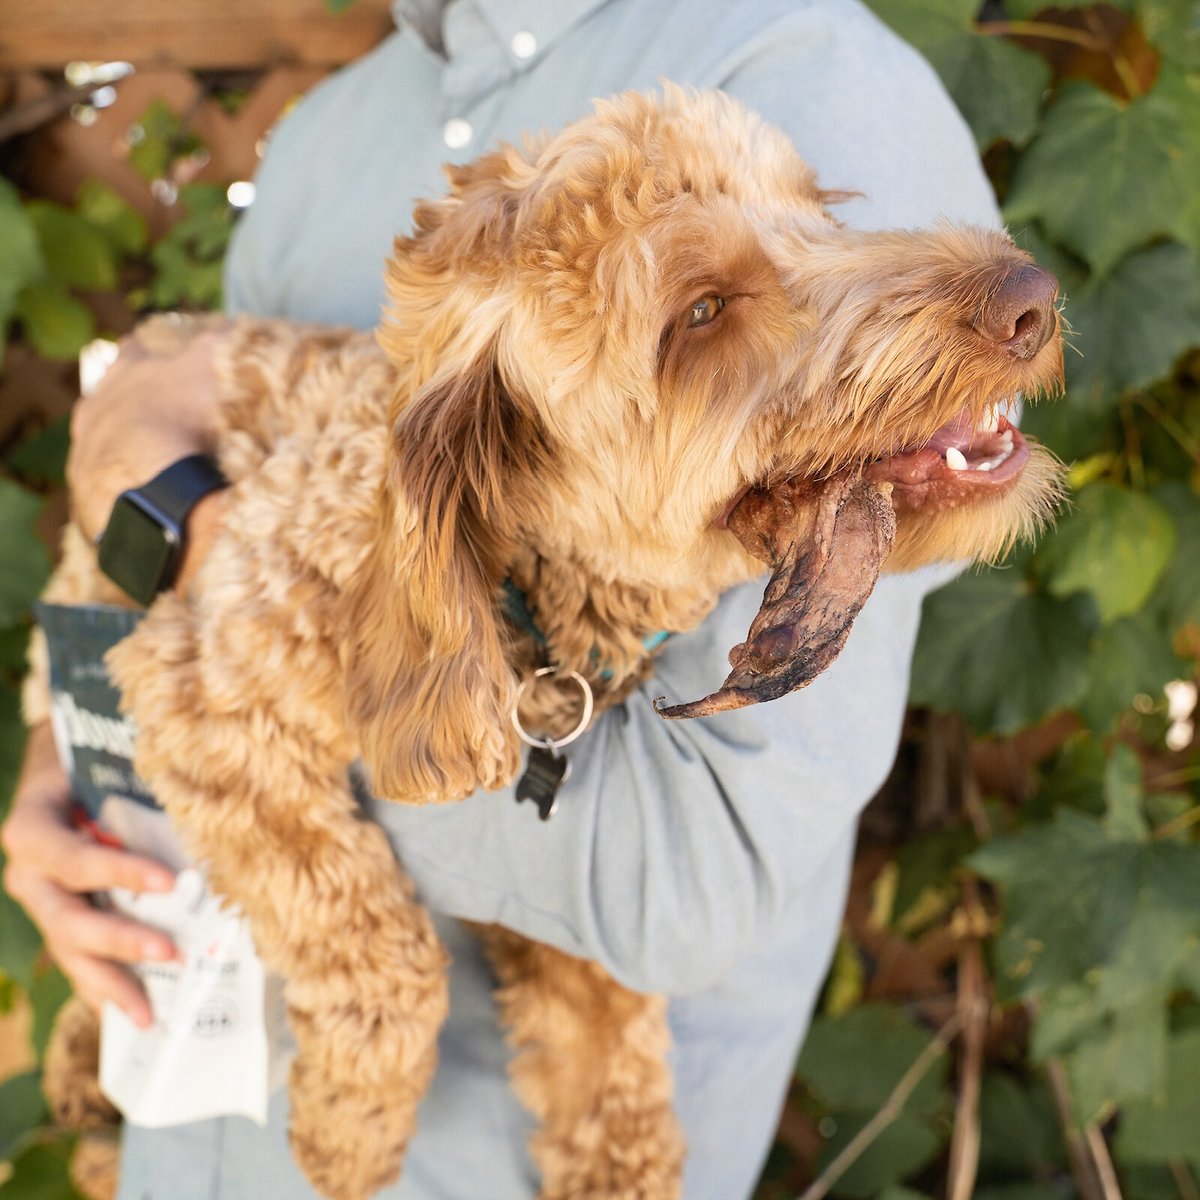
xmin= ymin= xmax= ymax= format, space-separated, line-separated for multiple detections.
xmin=0 ymin=0 xmax=394 ymax=69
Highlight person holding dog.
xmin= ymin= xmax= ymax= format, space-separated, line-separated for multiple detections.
xmin=3 ymin=1 xmax=1006 ymax=1197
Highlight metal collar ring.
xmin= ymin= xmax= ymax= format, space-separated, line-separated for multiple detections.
xmin=510 ymin=665 xmax=595 ymax=752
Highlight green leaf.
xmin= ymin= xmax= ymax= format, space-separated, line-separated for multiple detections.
xmin=910 ymin=555 xmax=1093 ymax=735
xmin=1152 ymin=481 xmax=1200 ymax=629
xmin=814 ymin=1114 xmax=942 ymax=1198
xmin=971 ymin=808 xmax=1200 ymax=1002
xmin=325 ymin=0 xmax=359 ymax=10
xmin=0 ymin=625 xmax=30 ymax=675
xmin=797 ymin=1004 xmax=948 ymax=1119
xmin=1033 ymin=482 xmax=1176 ymax=623
xmin=0 ymin=479 xmax=51 ymax=626
xmin=0 ymin=896 xmax=42 ymax=993
xmin=0 ymin=680 xmax=27 ymax=816
xmin=0 ymin=674 xmax=43 ymax=984
xmin=1103 ymin=742 xmax=1149 ymax=840
xmin=1005 ymin=77 xmax=1195 ymax=274
xmin=1031 ymin=981 xmax=1105 ymax=1059
xmin=866 ymin=0 xmax=1050 ymax=146
xmin=1138 ymin=0 xmax=1200 ymax=69
xmin=977 ymin=1071 xmax=1066 ymax=1174
xmin=0 ymin=1140 xmax=84 ymax=1199
xmin=0 ymin=1072 xmax=47 ymax=1162
xmin=14 ymin=281 xmax=96 ymax=361
xmin=1118 ymin=1164 xmax=1194 ymax=1200
xmin=974 ymin=1186 xmax=1076 ymax=1200
xmin=892 ymin=825 xmax=977 ymax=928
xmin=127 ymin=99 xmax=205 ymax=183
xmin=75 ymin=178 xmax=149 ymax=256
xmin=1033 ymin=733 xmax=1107 ymax=820
xmin=823 ymin=932 xmax=865 ymax=1017
xmin=1115 ymin=1027 xmax=1200 ymax=1165
xmin=1077 ymin=610 xmax=1184 ymax=733
xmin=1065 ymin=990 xmax=1167 ymax=1121
xmin=26 ymin=201 xmax=118 ymax=291
xmin=5 ymin=416 xmax=71 ymax=487
xmin=1145 ymin=790 xmax=1195 ymax=840
xmin=0 ymin=179 xmax=46 ymax=322
xmin=1061 ymin=242 xmax=1200 ymax=406
xmin=1017 ymin=396 xmax=1120 ymax=471
xmin=28 ymin=968 xmax=72 ymax=1063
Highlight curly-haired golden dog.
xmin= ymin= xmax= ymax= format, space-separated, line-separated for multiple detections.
xmin=30 ymin=86 xmax=1062 ymax=1200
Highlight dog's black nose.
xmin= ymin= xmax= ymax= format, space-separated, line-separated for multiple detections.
xmin=975 ymin=264 xmax=1058 ymax=360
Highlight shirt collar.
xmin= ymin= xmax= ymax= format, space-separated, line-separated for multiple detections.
xmin=392 ymin=0 xmax=611 ymax=67
xmin=390 ymin=0 xmax=448 ymax=55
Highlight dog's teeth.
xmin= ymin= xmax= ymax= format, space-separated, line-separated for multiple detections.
xmin=945 ymin=447 xmax=968 ymax=471
xmin=977 ymin=404 xmax=1000 ymax=434
xmin=977 ymin=461 xmax=994 ymax=472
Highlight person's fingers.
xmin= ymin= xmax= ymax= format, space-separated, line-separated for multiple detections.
xmin=3 ymin=806 xmax=175 ymax=895
xmin=10 ymin=867 xmax=179 ymax=964
xmin=55 ymin=946 xmax=154 ymax=1029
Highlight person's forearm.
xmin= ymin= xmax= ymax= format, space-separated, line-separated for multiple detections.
xmin=68 ymin=329 xmax=226 ymax=544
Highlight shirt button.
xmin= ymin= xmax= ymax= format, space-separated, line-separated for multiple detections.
xmin=443 ymin=118 xmax=473 ymax=149
xmin=510 ymin=30 xmax=537 ymax=59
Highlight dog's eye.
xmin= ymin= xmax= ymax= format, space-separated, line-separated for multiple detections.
xmin=687 ymin=295 xmax=726 ymax=327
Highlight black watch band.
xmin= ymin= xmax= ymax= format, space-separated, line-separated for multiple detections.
xmin=96 ymin=455 xmax=228 ymax=606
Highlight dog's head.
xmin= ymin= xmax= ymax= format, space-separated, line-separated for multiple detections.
xmin=346 ymin=86 xmax=1063 ymax=800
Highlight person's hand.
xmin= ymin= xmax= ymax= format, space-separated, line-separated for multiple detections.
xmin=68 ymin=327 xmax=228 ymax=543
xmin=1 ymin=724 xmax=180 ymax=1027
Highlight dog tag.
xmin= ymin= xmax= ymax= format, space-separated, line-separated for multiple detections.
xmin=516 ymin=746 xmax=569 ymax=820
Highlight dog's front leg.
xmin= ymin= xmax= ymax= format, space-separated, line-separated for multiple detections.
xmin=479 ymin=925 xmax=684 ymax=1200
xmin=107 ymin=592 xmax=449 ymax=1200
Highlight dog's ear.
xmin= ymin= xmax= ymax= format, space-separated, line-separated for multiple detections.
xmin=342 ymin=345 xmax=530 ymax=804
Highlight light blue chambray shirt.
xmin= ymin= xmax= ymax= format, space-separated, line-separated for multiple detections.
xmin=117 ymin=2 xmax=1000 ymax=1198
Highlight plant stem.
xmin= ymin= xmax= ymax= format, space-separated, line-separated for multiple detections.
xmin=978 ymin=20 xmax=1103 ymax=51
xmin=796 ymin=1012 xmax=962 ymax=1200
xmin=1111 ymin=54 xmax=1144 ymax=101
xmin=1119 ymin=400 xmax=1146 ymax=491
xmin=1044 ymin=1055 xmax=1106 ymax=1200
xmin=1171 ymin=1160 xmax=1200 ymax=1200
xmin=978 ymin=19 xmax=1146 ymax=99
xmin=1132 ymin=393 xmax=1200 ymax=463
xmin=947 ymin=911 xmax=987 ymax=1200
xmin=1154 ymin=803 xmax=1200 ymax=841
xmin=1086 ymin=1124 xmax=1125 ymax=1200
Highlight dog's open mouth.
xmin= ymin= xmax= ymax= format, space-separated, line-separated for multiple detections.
xmin=657 ymin=401 xmax=1025 ymax=720
xmin=865 ymin=401 xmax=1028 ymax=508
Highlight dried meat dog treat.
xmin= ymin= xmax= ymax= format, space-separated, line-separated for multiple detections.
xmin=656 ymin=474 xmax=896 ymax=719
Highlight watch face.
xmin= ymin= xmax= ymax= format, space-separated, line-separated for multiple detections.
xmin=96 ymin=494 xmax=180 ymax=607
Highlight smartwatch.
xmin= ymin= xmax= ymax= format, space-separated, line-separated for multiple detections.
xmin=96 ymin=455 xmax=228 ymax=606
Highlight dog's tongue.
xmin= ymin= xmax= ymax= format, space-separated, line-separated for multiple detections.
xmin=656 ymin=473 xmax=896 ymax=719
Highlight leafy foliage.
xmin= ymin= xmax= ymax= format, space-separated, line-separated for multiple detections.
xmin=0 ymin=97 xmax=236 ymax=1199
xmin=776 ymin=1 xmax=1200 ymax=1196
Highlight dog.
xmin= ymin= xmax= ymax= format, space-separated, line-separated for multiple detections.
xmin=28 ymin=85 xmax=1063 ymax=1200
